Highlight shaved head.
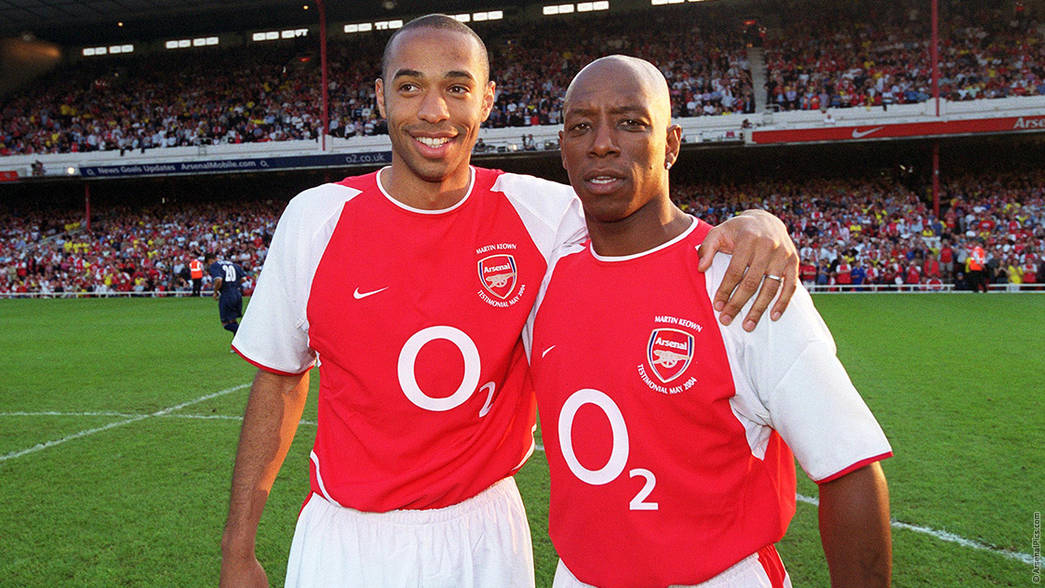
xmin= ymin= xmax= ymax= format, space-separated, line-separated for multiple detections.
xmin=557 ymin=53 xmax=684 ymax=253
xmin=564 ymin=55 xmax=672 ymax=125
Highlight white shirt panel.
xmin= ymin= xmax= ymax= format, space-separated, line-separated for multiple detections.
xmin=522 ymin=240 xmax=587 ymax=360
xmin=706 ymin=254 xmax=892 ymax=481
xmin=493 ymin=173 xmax=587 ymax=262
xmin=497 ymin=173 xmax=586 ymax=359
xmin=232 ymin=182 xmax=360 ymax=374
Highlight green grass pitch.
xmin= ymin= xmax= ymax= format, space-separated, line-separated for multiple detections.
xmin=0 ymin=294 xmax=1041 ymax=586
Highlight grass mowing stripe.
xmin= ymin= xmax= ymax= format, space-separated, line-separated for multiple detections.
xmin=0 ymin=383 xmax=248 ymax=463
xmin=0 ymin=411 xmax=142 ymax=418
xmin=1 ymin=296 xmax=1037 ymax=585
xmin=537 ymin=444 xmax=1037 ymax=565
xmin=795 ymin=493 xmax=1035 ymax=564
xmin=10 ymin=419 xmax=1024 ymax=568
xmin=0 ymin=411 xmax=318 ymax=425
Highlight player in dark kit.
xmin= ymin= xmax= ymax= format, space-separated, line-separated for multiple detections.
xmin=207 ymin=253 xmax=247 ymax=334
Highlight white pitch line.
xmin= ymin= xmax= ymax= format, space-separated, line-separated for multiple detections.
xmin=0 ymin=383 xmax=249 ymax=463
xmin=3 ymin=422 xmax=1034 ymax=565
xmin=537 ymin=444 xmax=1034 ymax=565
xmin=795 ymin=490 xmax=1033 ymax=564
xmin=0 ymin=411 xmax=316 ymax=426
xmin=0 ymin=411 xmax=140 ymax=418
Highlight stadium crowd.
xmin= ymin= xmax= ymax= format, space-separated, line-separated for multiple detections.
xmin=2 ymin=169 xmax=1042 ymax=295
xmin=4 ymin=2 xmax=1041 ymax=156
xmin=763 ymin=0 xmax=1045 ymax=110
xmin=0 ymin=6 xmax=754 ymax=157
xmin=675 ymin=169 xmax=1045 ymax=290
xmin=0 ymin=199 xmax=276 ymax=295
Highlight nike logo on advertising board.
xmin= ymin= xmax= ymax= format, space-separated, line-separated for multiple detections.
xmin=851 ymin=126 xmax=885 ymax=139
xmin=353 ymin=286 xmax=388 ymax=300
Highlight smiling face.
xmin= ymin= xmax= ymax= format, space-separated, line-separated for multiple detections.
xmin=376 ymin=26 xmax=494 ymax=207
xmin=559 ymin=56 xmax=680 ymax=225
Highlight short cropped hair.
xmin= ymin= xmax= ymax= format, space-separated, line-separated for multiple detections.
xmin=380 ymin=14 xmax=491 ymax=83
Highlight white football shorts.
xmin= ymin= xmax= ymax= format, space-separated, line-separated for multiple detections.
xmin=285 ymin=476 xmax=534 ymax=588
xmin=553 ymin=545 xmax=793 ymax=588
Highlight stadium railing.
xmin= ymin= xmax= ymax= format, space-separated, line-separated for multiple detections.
xmin=3 ymin=283 xmax=1044 ymax=298
xmin=6 ymin=95 xmax=1044 ymax=180
xmin=805 ymin=283 xmax=1045 ymax=293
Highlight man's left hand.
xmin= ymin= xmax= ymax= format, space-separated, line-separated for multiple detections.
xmin=697 ymin=209 xmax=798 ymax=331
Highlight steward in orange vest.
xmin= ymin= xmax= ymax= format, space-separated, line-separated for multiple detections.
xmin=189 ymin=258 xmax=204 ymax=296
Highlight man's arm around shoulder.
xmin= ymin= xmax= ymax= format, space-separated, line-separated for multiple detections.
xmin=698 ymin=209 xmax=799 ymax=331
xmin=220 ymin=369 xmax=310 ymax=587
xmin=818 ymin=462 xmax=892 ymax=587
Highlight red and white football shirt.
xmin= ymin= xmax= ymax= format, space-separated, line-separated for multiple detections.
xmin=527 ymin=218 xmax=891 ymax=588
xmin=233 ymin=166 xmax=585 ymax=512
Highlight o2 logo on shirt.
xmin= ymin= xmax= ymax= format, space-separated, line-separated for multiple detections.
xmin=397 ymin=325 xmax=497 ymax=417
xmin=646 ymin=328 xmax=693 ymax=383
xmin=559 ymin=389 xmax=658 ymax=511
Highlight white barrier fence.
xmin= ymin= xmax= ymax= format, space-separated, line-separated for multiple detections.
xmin=805 ymin=283 xmax=1045 ymax=293
xmin=6 ymin=95 xmax=1045 ymax=179
xmin=2 ymin=283 xmax=1043 ymax=299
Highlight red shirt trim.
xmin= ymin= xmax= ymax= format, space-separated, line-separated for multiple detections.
xmin=231 ymin=344 xmax=312 ymax=377
xmin=816 ymin=451 xmax=893 ymax=484
xmin=756 ymin=544 xmax=789 ymax=588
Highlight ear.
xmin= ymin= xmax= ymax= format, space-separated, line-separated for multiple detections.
xmin=375 ymin=78 xmax=386 ymax=118
xmin=664 ymin=123 xmax=682 ymax=169
xmin=480 ymin=80 xmax=496 ymax=122
xmin=559 ymin=130 xmax=566 ymax=170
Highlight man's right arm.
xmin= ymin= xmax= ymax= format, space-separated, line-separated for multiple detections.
xmin=220 ymin=368 xmax=310 ymax=587
xmin=818 ymin=462 xmax=892 ymax=587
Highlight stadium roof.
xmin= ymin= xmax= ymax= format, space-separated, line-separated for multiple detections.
xmin=0 ymin=0 xmax=500 ymax=46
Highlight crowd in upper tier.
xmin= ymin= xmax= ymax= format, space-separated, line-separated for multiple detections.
xmin=2 ymin=1 xmax=1041 ymax=156
xmin=763 ymin=0 xmax=1045 ymax=110
xmin=2 ymin=168 xmax=1042 ymax=295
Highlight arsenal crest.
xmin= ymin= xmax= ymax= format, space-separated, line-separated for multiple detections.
xmin=478 ymin=254 xmax=518 ymax=299
xmin=646 ymin=328 xmax=694 ymax=383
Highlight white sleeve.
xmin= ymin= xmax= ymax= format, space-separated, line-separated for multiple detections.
xmin=494 ymin=173 xmax=588 ymax=361
xmin=494 ymin=173 xmax=588 ymax=263
xmin=522 ymin=242 xmax=586 ymax=361
xmin=232 ymin=183 xmax=359 ymax=375
xmin=707 ymin=254 xmax=892 ymax=482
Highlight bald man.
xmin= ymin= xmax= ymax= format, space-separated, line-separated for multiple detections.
xmin=525 ymin=55 xmax=893 ymax=588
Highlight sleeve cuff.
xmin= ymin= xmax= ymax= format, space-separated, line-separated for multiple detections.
xmin=815 ymin=451 xmax=893 ymax=485
xmin=231 ymin=344 xmax=313 ymax=377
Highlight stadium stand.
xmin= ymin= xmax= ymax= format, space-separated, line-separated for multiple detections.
xmin=4 ymin=1 xmax=1040 ymax=157
xmin=0 ymin=198 xmax=276 ymax=295
xmin=2 ymin=168 xmax=1041 ymax=295
xmin=1 ymin=1 xmax=1043 ymax=295
xmin=763 ymin=0 xmax=1045 ymax=111
xmin=674 ymin=169 xmax=1044 ymax=290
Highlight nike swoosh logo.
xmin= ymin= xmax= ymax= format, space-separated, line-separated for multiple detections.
xmin=541 ymin=345 xmax=557 ymax=358
xmin=353 ymin=286 xmax=388 ymax=300
xmin=851 ymin=126 xmax=884 ymax=139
